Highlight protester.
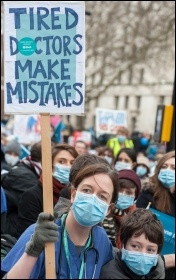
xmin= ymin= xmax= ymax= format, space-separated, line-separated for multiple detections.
xmin=4 ymin=140 xmax=21 ymax=168
xmin=96 ymin=146 xmax=115 ymax=167
xmin=136 ymin=151 xmax=175 ymax=216
xmin=102 ymin=169 xmax=141 ymax=248
xmin=107 ymin=126 xmax=134 ymax=157
xmin=100 ymin=208 xmax=165 ymax=279
xmin=133 ymin=156 xmax=150 ymax=186
xmin=1 ymin=141 xmax=42 ymax=238
xmin=54 ymin=153 xmax=112 ymax=219
xmin=74 ymin=140 xmax=88 ymax=155
xmin=1 ymin=162 xmax=119 ymax=279
xmin=114 ymin=147 xmax=137 ymax=171
xmin=14 ymin=143 xmax=78 ymax=238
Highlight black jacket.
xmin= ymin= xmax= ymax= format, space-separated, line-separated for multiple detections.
xmin=100 ymin=250 xmax=165 ymax=279
xmin=1 ymin=162 xmax=40 ymax=238
xmin=17 ymin=182 xmax=43 ymax=237
xmin=136 ymin=184 xmax=175 ymax=217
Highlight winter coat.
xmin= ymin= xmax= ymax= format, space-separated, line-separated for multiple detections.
xmin=136 ymin=182 xmax=175 ymax=217
xmin=1 ymin=162 xmax=41 ymax=238
xmin=100 ymin=249 xmax=165 ymax=279
xmin=16 ymin=177 xmax=66 ymax=238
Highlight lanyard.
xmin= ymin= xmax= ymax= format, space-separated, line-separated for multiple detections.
xmin=61 ymin=214 xmax=92 ymax=279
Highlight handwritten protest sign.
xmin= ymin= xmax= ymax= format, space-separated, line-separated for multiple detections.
xmin=149 ymin=208 xmax=175 ymax=254
xmin=4 ymin=1 xmax=85 ymax=115
xmin=96 ymin=108 xmax=127 ymax=137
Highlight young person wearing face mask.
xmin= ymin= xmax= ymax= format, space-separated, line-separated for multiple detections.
xmin=100 ymin=208 xmax=166 ymax=279
xmin=102 ymin=169 xmax=141 ymax=248
xmin=1 ymin=163 xmax=119 ymax=279
xmin=136 ymin=151 xmax=175 ymax=280
xmin=13 ymin=143 xmax=78 ymax=239
xmin=133 ymin=156 xmax=150 ymax=186
xmin=107 ymin=127 xmax=134 ymax=158
xmin=114 ymin=147 xmax=137 ymax=171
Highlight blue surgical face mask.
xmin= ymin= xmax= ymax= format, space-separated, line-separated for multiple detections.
xmin=136 ymin=166 xmax=147 ymax=177
xmin=104 ymin=156 xmax=112 ymax=165
xmin=71 ymin=191 xmax=109 ymax=227
xmin=117 ymin=135 xmax=126 ymax=143
xmin=121 ymin=248 xmax=158 ymax=276
xmin=115 ymin=161 xmax=132 ymax=171
xmin=53 ymin=164 xmax=70 ymax=184
xmin=115 ymin=193 xmax=135 ymax=210
xmin=158 ymin=169 xmax=175 ymax=188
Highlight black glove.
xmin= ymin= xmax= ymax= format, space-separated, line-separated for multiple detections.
xmin=25 ymin=212 xmax=59 ymax=257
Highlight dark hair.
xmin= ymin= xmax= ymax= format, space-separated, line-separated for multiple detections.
xmin=120 ymin=208 xmax=164 ymax=253
xmin=71 ymin=163 xmax=119 ymax=203
xmin=119 ymin=179 xmax=138 ymax=200
xmin=150 ymin=150 xmax=175 ymax=214
xmin=69 ymin=154 xmax=110 ymax=182
xmin=52 ymin=143 xmax=79 ymax=165
xmin=30 ymin=141 xmax=42 ymax=162
xmin=115 ymin=148 xmax=137 ymax=164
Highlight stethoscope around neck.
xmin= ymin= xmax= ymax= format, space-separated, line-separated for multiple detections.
xmin=58 ymin=213 xmax=99 ymax=279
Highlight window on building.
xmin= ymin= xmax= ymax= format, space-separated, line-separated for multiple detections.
xmin=115 ymin=96 xmax=119 ymax=109
xmin=136 ymin=96 xmax=141 ymax=108
xmin=125 ymin=96 xmax=129 ymax=109
xmin=128 ymin=67 xmax=133 ymax=84
xmin=118 ymin=71 xmax=122 ymax=84
xmin=140 ymin=68 xmax=144 ymax=83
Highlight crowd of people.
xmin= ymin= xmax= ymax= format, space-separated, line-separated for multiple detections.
xmin=1 ymin=122 xmax=175 ymax=279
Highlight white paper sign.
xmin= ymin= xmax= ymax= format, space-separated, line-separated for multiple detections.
xmin=96 ymin=108 xmax=127 ymax=137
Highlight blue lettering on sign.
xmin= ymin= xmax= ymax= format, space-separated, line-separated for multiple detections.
xmin=6 ymin=6 xmax=84 ymax=108
xmin=6 ymin=81 xmax=83 ymax=107
xmin=9 ymin=7 xmax=78 ymax=30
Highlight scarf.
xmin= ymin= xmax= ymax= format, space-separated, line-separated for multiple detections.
xmin=113 ymin=204 xmax=136 ymax=249
xmin=39 ymin=175 xmax=66 ymax=205
xmin=21 ymin=156 xmax=42 ymax=177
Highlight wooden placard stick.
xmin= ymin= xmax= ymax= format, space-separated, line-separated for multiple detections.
xmin=40 ymin=113 xmax=56 ymax=279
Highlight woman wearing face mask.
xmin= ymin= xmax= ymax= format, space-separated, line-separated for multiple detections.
xmin=14 ymin=143 xmax=78 ymax=238
xmin=136 ymin=151 xmax=175 ymax=216
xmin=100 ymin=208 xmax=165 ymax=279
xmin=114 ymin=147 xmax=137 ymax=171
xmin=102 ymin=169 xmax=141 ymax=248
xmin=1 ymin=163 xmax=119 ymax=279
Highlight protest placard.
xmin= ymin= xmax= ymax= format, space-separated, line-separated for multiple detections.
xmin=4 ymin=1 xmax=85 ymax=115
xmin=149 ymin=208 xmax=175 ymax=254
xmin=96 ymin=108 xmax=127 ymax=137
